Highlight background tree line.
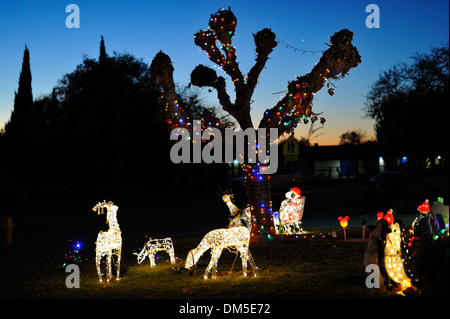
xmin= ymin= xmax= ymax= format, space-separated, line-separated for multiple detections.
xmin=0 ymin=37 xmax=231 ymax=202
xmin=363 ymin=43 xmax=449 ymax=160
xmin=1 ymin=39 xmax=447 ymax=203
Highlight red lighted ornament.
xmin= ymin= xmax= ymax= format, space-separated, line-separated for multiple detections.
xmin=417 ymin=200 xmax=430 ymax=214
xmin=338 ymin=216 xmax=349 ymax=240
xmin=338 ymin=216 xmax=349 ymax=228
xmin=384 ymin=209 xmax=394 ymax=226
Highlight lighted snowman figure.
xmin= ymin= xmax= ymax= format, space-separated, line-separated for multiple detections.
xmin=279 ymin=187 xmax=304 ymax=224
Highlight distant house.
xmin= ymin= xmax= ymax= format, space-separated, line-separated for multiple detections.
xmin=226 ymin=139 xmax=446 ymax=182
xmin=277 ymin=142 xmax=447 ymax=180
xmin=281 ymin=143 xmax=381 ymax=179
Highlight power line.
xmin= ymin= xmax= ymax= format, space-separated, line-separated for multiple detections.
xmin=276 ymin=37 xmax=325 ymax=55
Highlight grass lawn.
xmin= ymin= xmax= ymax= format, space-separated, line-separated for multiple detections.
xmin=0 ymin=228 xmax=448 ymax=300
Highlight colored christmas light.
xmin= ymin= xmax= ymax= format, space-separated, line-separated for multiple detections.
xmin=62 ymin=240 xmax=86 ymax=268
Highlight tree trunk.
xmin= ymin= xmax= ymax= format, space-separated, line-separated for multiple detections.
xmin=243 ymin=163 xmax=275 ymax=241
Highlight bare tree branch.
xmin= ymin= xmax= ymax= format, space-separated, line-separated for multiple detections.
xmin=259 ymin=29 xmax=361 ymax=136
xmin=191 ymin=8 xmax=277 ymax=129
xmin=149 ymin=51 xmax=188 ymax=129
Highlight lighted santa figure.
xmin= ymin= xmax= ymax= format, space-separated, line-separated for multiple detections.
xmin=279 ymin=187 xmax=305 ymax=224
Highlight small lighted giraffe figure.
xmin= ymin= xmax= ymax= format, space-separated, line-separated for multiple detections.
xmin=219 ymin=189 xmax=251 ymax=230
xmin=92 ymin=200 xmax=122 ymax=282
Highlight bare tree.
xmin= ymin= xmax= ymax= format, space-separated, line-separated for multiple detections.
xmin=150 ymin=7 xmax=361 ymax=241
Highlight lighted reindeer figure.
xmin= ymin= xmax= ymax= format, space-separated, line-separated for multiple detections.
xmin=92 ymin=200 xmax=122 ymax=282
xmin=185 ymin=226 xmax=257 ymax=279
xmin=134 ymin=237 xmax=176 ymax=267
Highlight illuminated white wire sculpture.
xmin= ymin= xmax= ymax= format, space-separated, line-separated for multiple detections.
xmin=273 ymin=188 xmax=306 ymax=235
xmin=134 ymin=237 xmax=176 ymax=267
xmin=185 ymin=226 xmax=257 ymax=279
xmin=384 ymin=220 xmax=412 ymax=291
xmin=92 ymin=200 xmax=122 ymax=282
xmin=221 ymin=193 xmax=251 ymax=230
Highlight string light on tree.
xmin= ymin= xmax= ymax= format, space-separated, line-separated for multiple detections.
xmin=151 ymin=6 xmax=361 ymax=242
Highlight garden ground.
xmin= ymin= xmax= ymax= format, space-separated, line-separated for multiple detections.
xmin=1 ymin=226 xmax=447 ymax=301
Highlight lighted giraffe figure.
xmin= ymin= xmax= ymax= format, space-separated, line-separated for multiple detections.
xmin=219 ymin=189 xmax=251 ymax=230
xmin=92 ymin=200 xmax=122 ymax=282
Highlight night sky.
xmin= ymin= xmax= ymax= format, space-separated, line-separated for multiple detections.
xmin=1 ymin=0 xmax=448 ymax=145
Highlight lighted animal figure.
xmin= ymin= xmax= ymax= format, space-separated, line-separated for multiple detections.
xmin=384 ymin=220 xmax=413 ymax=293
xmin=185 ymin=226 xmax=257 ymax=279
xmin=135 ymin=237 xmax=176 ymax=267
xmin=92 ymin=201 xmax=122 ymax=282
xmin=220 ymin=191 xmax=251 ymax=230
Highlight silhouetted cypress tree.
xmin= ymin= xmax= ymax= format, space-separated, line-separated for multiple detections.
xmin=5 ymin=45 xmax=34 ymax=137
xmin=99 ymin=35 xmax=107 ymax=66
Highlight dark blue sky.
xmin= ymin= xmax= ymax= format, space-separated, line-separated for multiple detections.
xmin=1 ymin=0 xmax=448 ymax=145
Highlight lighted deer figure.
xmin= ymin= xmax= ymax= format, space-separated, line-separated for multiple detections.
xmin=92 ymin=200 xmax=122 ymax=282
xmin=185 ymin=226 xmax=257 ymax=279
xmin=134 ymin=237 xmax=176 ymax=267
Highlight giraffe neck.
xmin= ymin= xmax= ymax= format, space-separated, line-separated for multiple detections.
xmin=224 ymin=198 xmax=239 ymax=215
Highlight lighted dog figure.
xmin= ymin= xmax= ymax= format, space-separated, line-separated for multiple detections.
xmin=92 ymin=201 xmax=122 ymax=282
xmin=185 ymin=226 xmax=257 ymax=279
xmin=135 ymin=237 xmax=176 ymax=267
